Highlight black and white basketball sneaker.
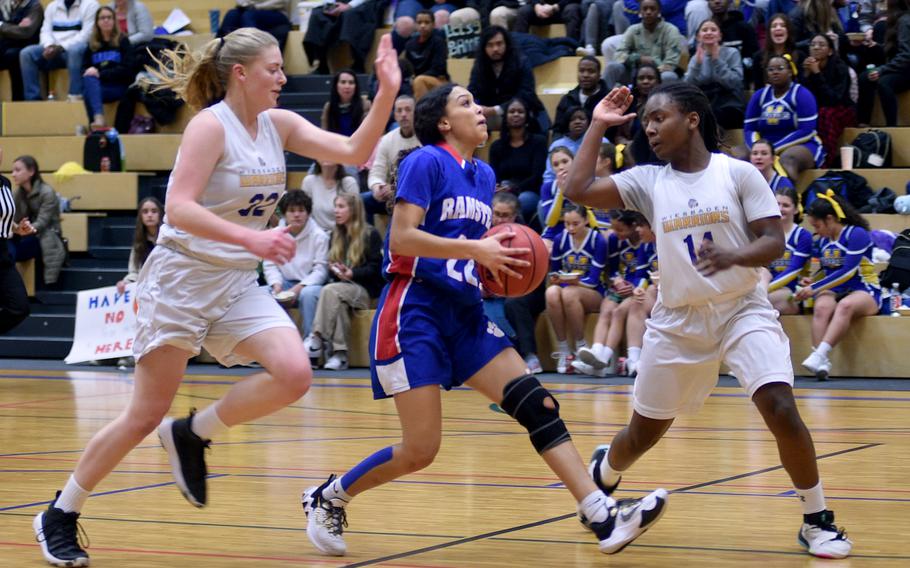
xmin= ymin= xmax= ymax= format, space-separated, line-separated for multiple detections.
xmin=588 ymin=444 xmax=622 ymax=495
xmin=799 ymin=510 xmax=852 ymax=558
xmin=588 ymin=489 xmax=669 ymax=554
xmin=158 ymin=411 xmax=210 ymax=507
xmin=33 ymin=491 xmax=89 ymax=567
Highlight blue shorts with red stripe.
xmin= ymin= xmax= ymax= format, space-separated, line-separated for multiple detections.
xmin=369 ymin=276 xmax=513 ymax=399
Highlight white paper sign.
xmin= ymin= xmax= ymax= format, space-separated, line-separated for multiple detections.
xmin=64 ymin=284 xmax=138 ymax=364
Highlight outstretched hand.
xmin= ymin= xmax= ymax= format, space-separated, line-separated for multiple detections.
xmin=374 ymin=34 xmax=402 ymax=94
xmin=593 ymin=86 xmax=636 ymax=128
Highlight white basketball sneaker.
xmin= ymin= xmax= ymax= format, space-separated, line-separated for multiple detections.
xmin=577 ymin=346 xmax=609 ymax=370
xmin=302 ymin=475 xmax=348 ymax=556
xmin=801 ymin=351 xmax=831 ymax=381
xmin=799 ymin=510 xmax=852 ymax=558
xmin=571 ymin=359 xmax=609 ymax=377
xmin=586 ymin=489 xmax=669 ymax=554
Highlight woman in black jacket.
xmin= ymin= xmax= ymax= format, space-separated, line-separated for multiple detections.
xmin=305 ymin=192 xmax=383 ymax=370
xmin=858 ymin=0 xmax=910 ymax=126
xmin=82 ymin=6 xmax=133 ymax=127
xmin=488 ymin=97 xmax=548 ymax=224
xmin=803 ymin=34 xmax=855 ymax=167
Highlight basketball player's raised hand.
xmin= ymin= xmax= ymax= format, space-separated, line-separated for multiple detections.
xmin=374 ymin=34 xmax=402 ymax=93
xmin=475 ymin=231 xmax=530 ymax=285
xmin=695 ymin=239 xmax=741 ymax=276
xmin=247 ymin=225 xmax=296 ymax=265
xmin=592 ymin=86 xmax=636 ymax=128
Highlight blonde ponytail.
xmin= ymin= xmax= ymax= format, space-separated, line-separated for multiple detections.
xmin=150 ymin=28 xmax=278 ymax=110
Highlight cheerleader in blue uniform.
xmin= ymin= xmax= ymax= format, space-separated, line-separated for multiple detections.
xmin=766 ymin=187 xmax=813 ymax=315
xmin=795 ymin=191 xmax=881 ymax=380
xmin=750 ymin=138 xmax=796 ymax=193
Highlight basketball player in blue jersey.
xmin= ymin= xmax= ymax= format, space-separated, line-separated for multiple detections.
xmin=302 ymin=84 xmax=668 ymax=558
xmin=32 ymin=28 xmax=402 ymax=567
xmin=766 ymin=187 xmax=812 ymax=315
xmin=795 ymin=192 xmax=881 ymax=381
xmin=566 ymin=82 xmax=853 ymax=559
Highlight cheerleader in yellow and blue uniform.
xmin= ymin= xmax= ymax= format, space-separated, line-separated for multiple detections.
xmin=766 ymin=187 xmax=813 ymax=315
xmin=794 ymin=191 xmax=881 ymax=380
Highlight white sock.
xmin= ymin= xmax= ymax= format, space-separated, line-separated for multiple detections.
xmin=590 ymin=342 xmax=603 ymax=354
xmin=321 ymin=477 xmax=352 ymax=507
xmin=627 ymin=347 xmax=641 ymax=363
xmin=795 ymin=481 xmax=827 ymax=515
xmin=579 ymin=490 xmax=614 ymax=524
xmin=599 ymin=453 xmax=623 ymax=488
xmin=191 ymin=404 xmax=230 ymax=441
xmin=816 ymin=342 xmax=832 ymax=357
xmin=556 ymin=340 xmax=569 ymax=355
xmin=599 ymin=345 xmax=615 ymax=365
xmin=576 ymin=339 xmax=587 ymax=352
xmin=55 ymin=475 xmax=90 ymax=513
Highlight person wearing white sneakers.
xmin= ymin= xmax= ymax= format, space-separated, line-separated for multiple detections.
xmin=618 ymin=214 xmax=658 ymax=378
xmin=305 ymin=192 xmax=383 ymax=371
xmin=568 ymin=82 xmax=853 ymax=559
xmin=794 ymin=191 xmax=882 ymax=381
xmin=545 ymin=203 xmax=609 ymax=374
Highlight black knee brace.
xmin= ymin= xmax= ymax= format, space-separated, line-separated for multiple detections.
xmin=500 ymin=375 xmax=571 ymax=454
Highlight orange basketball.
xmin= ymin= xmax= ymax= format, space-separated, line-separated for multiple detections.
xmin=478 ymin=223 xmax=549 ymax=298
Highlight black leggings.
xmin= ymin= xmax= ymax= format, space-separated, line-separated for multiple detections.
xmin=858 ymin=69 xmax=910 ymax=126
xmin=0 ymin=240 xmax=29 ymax=335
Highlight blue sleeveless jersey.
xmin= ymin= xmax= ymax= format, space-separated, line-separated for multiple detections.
xmin=383 ymin=144 xmax=495 ymax=306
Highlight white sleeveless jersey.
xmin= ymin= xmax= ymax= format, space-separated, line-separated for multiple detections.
xmin=613 ymin=153 xmax=779 ymax=308
xmin=158 ymin=101 xmax=287 ymax=269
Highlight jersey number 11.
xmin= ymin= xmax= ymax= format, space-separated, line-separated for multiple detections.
xmin=683 ymin=232 xmax=714 ymax=265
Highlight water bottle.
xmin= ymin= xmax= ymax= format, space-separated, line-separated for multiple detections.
xmin=891 ymin=283 xmax=902 ymax=316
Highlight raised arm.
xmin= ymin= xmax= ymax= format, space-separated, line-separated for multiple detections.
xmin=564 ymin=87 xmax=636 ymax=210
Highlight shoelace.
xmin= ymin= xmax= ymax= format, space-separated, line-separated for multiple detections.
xmin=814 ymin=522 xmax=848 ymax=540
xmin=319 ymin=501 xmax=348 ymax=536
xmin=36 ymin=513 xmax=90 ymax=552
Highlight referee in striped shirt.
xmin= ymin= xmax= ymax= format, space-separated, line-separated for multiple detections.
xmin=1 ymin=150 xmax=31 ymax=334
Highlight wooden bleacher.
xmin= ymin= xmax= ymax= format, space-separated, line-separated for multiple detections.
xmin=15 ymin=259 xmax=35 ymax=297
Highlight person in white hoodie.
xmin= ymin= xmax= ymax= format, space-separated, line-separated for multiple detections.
xmin=263 ymin=189 xmax=330 ymax=337
xmin=19 ymin=0 xmax=98 ymax=100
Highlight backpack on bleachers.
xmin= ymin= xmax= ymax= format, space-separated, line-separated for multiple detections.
xmin=880 ymin=229 xmax=910 ymax=291
xmin=846 ymin=130 xmax=892 ymax=168
xmin=84 ymin=128 xmax=123 ymax=172
xmin=802 ymin=170 xmax=874 ymax=211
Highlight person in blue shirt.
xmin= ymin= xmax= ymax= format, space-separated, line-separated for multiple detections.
xmin=301 ymin=84 xmax=668 ymax=558
xmin=749 ymin=138 xmax=796 ymax=192
xmin=546 ymin=203 xmax=608 ymax=374
xmin=543 ymin=106 xmax=591 ymax=186
xmin=622 ymin=215 xmax=658 ymax=377
xmin=744 ymin=54 xmax=825 ymax=179
xmin=765 ymin=186 xmax=812 ymax=315
xmin=795 ymin=190 xmax=881 ymax=380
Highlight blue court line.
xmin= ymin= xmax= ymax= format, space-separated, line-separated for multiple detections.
xmin=0 ymin=474 xmax=228 ymax=512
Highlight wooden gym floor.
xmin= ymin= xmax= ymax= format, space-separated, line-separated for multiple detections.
xmin=0 ymin=362 xmax=908 ymax=567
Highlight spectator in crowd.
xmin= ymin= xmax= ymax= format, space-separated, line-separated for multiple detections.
xmin=578 ymin=0 xmax=614 ymax=55
xmin=112 ymin=0 xmax=153 ymax=47
xmin=365 ymin=94 xmax=421 ymax=224
xmin=11 ymin=155 xmax=64 ymax=286
xmin=115 ymin=196 xmax=161 ymax=295
xmin=302 ymin=160 xmax=360 ymax=233
xmin=708 ymin=0 xmax=758 ymax=87
xmin=744 ymin=54 xmax=825 ymax=179
xmin=303 ymin=0 xmax=386 ymax=74
xmin=218 ymin=0 xmax=293 ymax=51
xmin=543 ymin=106 xmax=590 ymax=186
xmin=489 ymin=97 xmax=548 ymax=224
xmin=788 ymin=0 xmax=844 ymax=51
xmin=603 ymin=0 xmax=682 ymax=89
xmin=684 ymin=18 xmax=744 ymax=129
xmin=612 ymin=62 xmax=661 ymax=165
xmin=545 ymin=203 xmax=607 ymax=374
xmin=504 ymin=281 xmax=547 ymax=373
xmin=304 ymin=193 xmax=383 ymax=370
xmin=489 ymin=0 xmax=524 ymax=29
xmin=322 ymin=69 xmax=371 ymax=136
xmin=857 ymin=0 xmax=910 ymax=127
xmin=20 ymin=0 xmax=98 ymax=101
xmin=0 ymin=0 xmax=43 ymax=101
xmin=611 ymin=0 xmax=694 ymax=39
xmin=81 ymin=6 xmax=132 ymax=128
xmin=752 ymin=12 xmax=804 ymax=88
xmin=749 ymin=138 xmax=795 ymax=191
xmin=514 ymin=0 xmax=584 ymax=43
xmin=263 ymin=190 xmax=330 ymax=338
xmin=392 ymin=0 xmax=471 ymax=39
xmin=467 ymin=25 xmax=548 ymax=132
xmin=0 ymin=160 xmax=32 ymax=335
xmin=481 ymin=191 xmax=520 ymax=339
xmin=620 ymin=214 xmax=657 ymax=377
xmin=540 ymin=146 xmax=577 ymax=243
xmin=796 ymin=191 xmax=881 ymax=380
xmin=402 ymin=9 xmax=448 ymax=99
xmin=764 ymin=186 xmax=811 ymax=315
xmin=803 ymin=33 xmax=855 ymax=166
xmin=553 ymin=56 xmax=609 ymax=138
xmin=573 ymin=209 xmax=640 ymax=375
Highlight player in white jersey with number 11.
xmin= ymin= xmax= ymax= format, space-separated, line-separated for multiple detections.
xmin=32 ymin=28 xmax=401 ymax=568
xmin=565 ymin=82 xmax=853 ymax=559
